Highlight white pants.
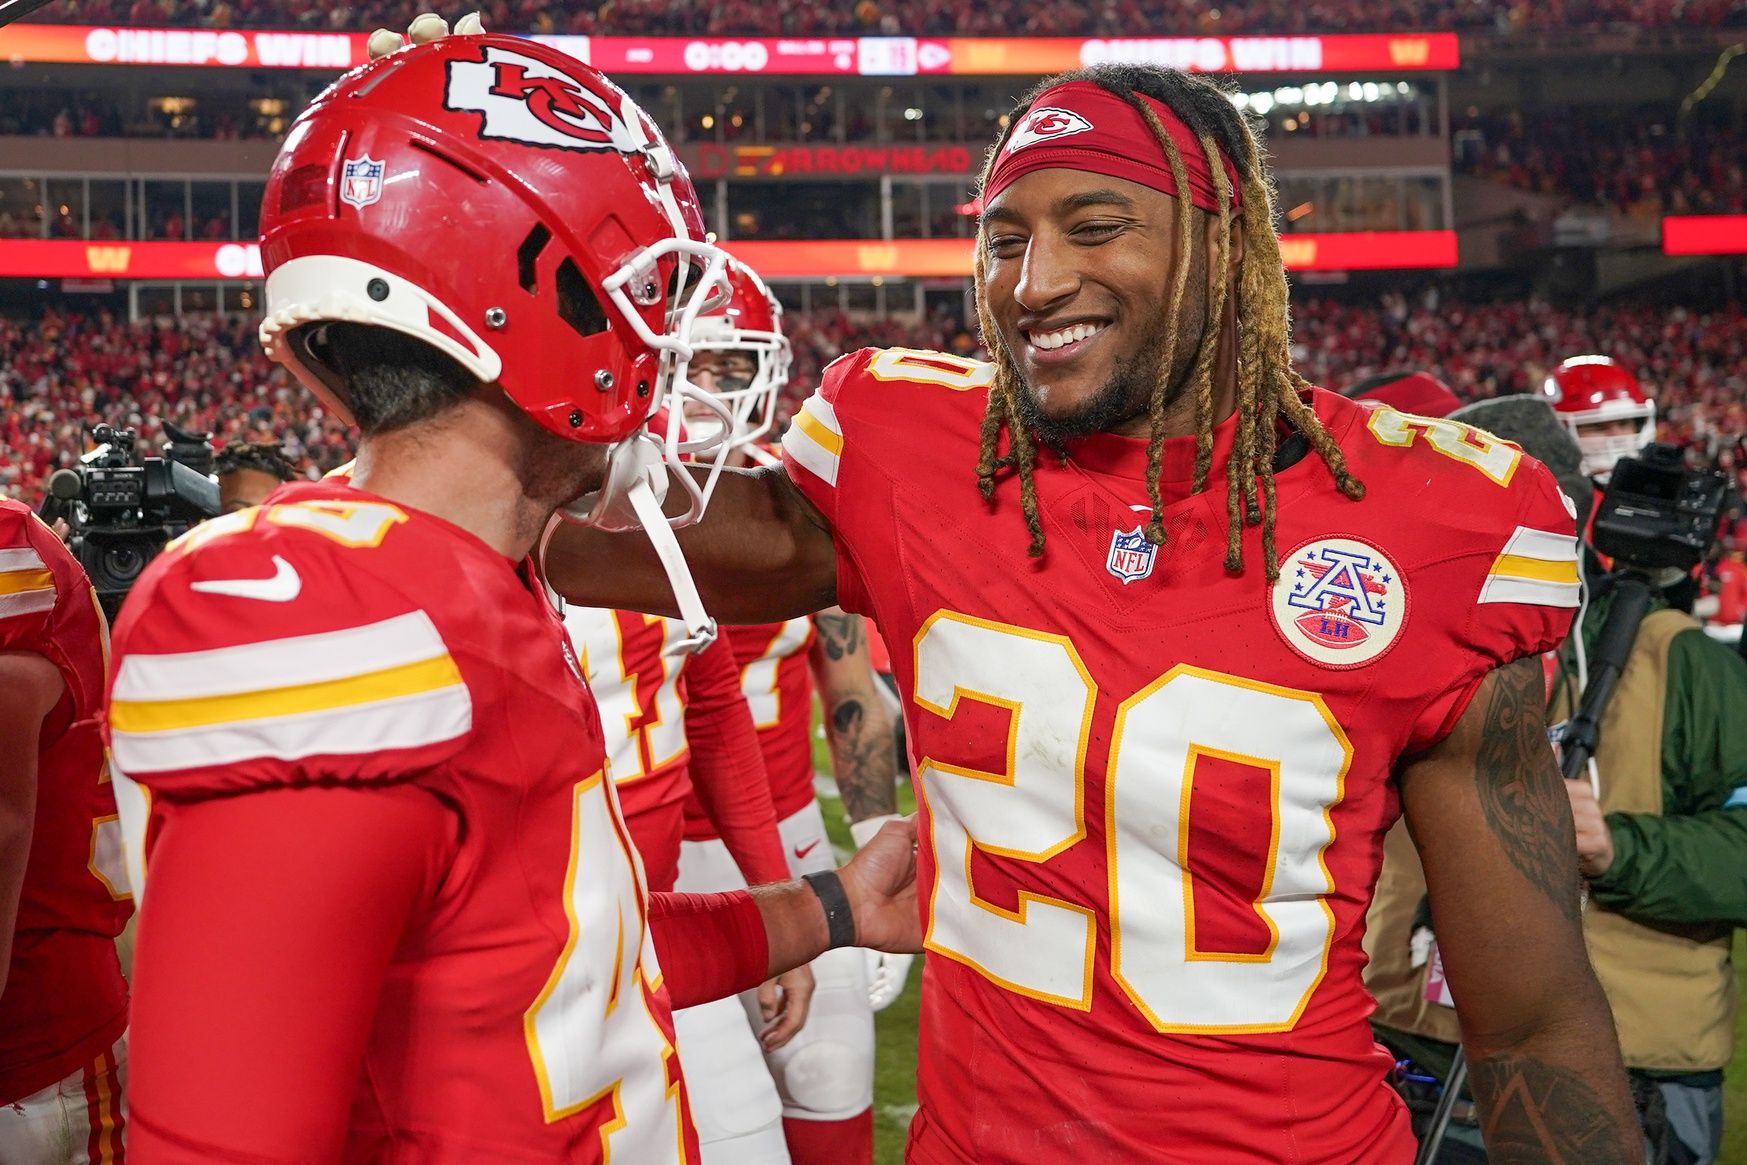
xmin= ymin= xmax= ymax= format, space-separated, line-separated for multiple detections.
xmin=674 ymin=802 xmax=875 ymax=1162
xmin=0 ymin=1034 xmax=127 ymax=1165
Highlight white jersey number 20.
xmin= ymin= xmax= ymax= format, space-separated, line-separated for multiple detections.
xmin=913 ymin=611 xmax=1350 ymax=1034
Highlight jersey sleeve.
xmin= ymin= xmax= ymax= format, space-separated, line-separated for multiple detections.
xmin=1407 ymin=458 xmax=1582 ymax=752
xmin=680 ymin=634 xmax=790 ymax=885
xmin=0 ymin=502 xmax=64 ymax=654
xmin=781 ymin=349 xmax=876 ymax=616
xmin=105 ymin=526 xmax=472 ymax=800
xmin=126 ymin=783 xmax=454 ymax=1161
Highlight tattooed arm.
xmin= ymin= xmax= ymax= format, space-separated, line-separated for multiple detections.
xmin=808 ymin=608 xmax=898 ymax=823
xmin=1397 ymin=656 xmax=1639 ymax=1164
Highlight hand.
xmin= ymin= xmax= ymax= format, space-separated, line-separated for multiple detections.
xmin=1564 ymin=778 xmax=1614 ymax=878
xmin=367 ymin=10 xmax=485 ymax=59
xmin=838 ymin=816 xmax=921 ymax=955
xmin=755 ymin=964 xmax=814 ymax=1052
xmin=851 ymin=814 xmax=917 ymax=1010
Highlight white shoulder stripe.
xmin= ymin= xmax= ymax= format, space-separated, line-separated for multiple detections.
xmin=111 ymin=684 xmax=472 ymax=776
xmin=1498 ymin=526 xmax=1579 ymax=563
xmin=0 ymin=589 xmax=56 ymax=619
xmin=799 ymin=394 xmax=841 ymax=436
xmin=1478 ymin=575 xmax=1581 ymax=609
xmin=0 ymin=547 xmax=46 ymax=572
xmin=114 ymin=610 xmax=449 ymax=702
xmin=784 ymin=425 xmax=840 ymax=487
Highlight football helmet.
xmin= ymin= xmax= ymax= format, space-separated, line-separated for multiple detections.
xmin=1541 ymin=355 xmax=1656 ymax=479
xmin=686 ymin=259 xmax=792 ymax=455
xmin=257 ymin=33 xmax=732 ymax=646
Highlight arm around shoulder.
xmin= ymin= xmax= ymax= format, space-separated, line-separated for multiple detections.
xmin=544 ymin=464 xmax=838 ymax=622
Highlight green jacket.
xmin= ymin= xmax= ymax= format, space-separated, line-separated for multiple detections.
xmin=1560 ymin=586 xmax=1747 ymax=929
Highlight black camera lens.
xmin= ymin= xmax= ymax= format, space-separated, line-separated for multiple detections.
xmin=101 ymin=542 xmax=146 ymax=586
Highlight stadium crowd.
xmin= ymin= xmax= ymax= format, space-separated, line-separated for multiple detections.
xmin=0 ymin=310 xmax=352 ymax=498
xmin=4 ymin=295 xmax=1743 ymax=511
xmin=30 ymin=0 xmax=1747 ymax=35
xmin=1456 ymin=113 xmax=1747 ymax=216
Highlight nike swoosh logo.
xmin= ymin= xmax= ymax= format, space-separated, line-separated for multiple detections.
xmin=793 ymin=839 xmax=821 ymax=860
xmin=189 ymin=556 xmax=302 ymax=602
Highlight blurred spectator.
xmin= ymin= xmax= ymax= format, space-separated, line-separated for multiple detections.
xmin=1456 ymin=111 xmax=1747 ymax=216
xmin=0 ymin=310 xmax=355 ymax=503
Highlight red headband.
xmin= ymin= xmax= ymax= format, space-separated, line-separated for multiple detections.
xmin=985 ymin=81 xmax=1242 ymax=214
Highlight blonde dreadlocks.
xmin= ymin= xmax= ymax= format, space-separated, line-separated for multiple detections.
xmin=972 ymin=65 xmax=1364 ymax=580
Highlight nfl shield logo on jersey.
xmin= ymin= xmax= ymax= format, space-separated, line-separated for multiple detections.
xmin=340 ymin=156 xmax=385 ymax=209
xmin=1106 ymin=526 xmax=1156 ymax=584
xmin=1271 ymin=536 xmax=1408 ymax=667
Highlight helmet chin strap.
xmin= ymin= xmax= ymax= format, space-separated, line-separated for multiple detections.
xmin=553 ymin=415 xmax=728 ymax=655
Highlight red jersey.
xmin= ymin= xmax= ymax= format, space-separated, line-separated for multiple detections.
xmin=725 ymin=618 xmax=819 ymax=821
xmin=783 ymin=348 xmax=1581 ymax=1164
xmin=0 ymin=499 xmax=131 ymax=1104
xmin=106 ymin=482 xmax=692 ymax=1162
xmin=568 ymin=610 xmax=787 ymax=891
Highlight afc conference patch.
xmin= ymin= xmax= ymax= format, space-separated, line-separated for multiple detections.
xmin=340 ymin=156 xmax=385 ymax=209
xmin=1106 ymin=525 xmax=1157 ymax=584
xmin=1270 ymin=536 xmax=1408 ymax=668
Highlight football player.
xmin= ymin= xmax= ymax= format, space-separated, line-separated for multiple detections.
xmin=212 ymin=440 xmax=298 ymax=515
xmin=0 ymin=499 xmax=131 ymax=1164
xmin=547 ymin=65 xmax=1642 ymax=1162
xmin=1542 ymin=355 xmax=1657 ymax=483
xmin=103 ymin=33 xmax=918 ymax=1162
xmin=674 ymin=264 xmax=901 ymax=1165
xmin=563 ymin=605 xmax=812 ymax=1164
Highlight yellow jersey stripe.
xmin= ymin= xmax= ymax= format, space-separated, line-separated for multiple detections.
xmin=0 ymin=568 xmax=54 ymax=596
xmin=113 ymin=611 xmax=451 ymax=703
xmin=110 ymin=653 xmax=463 ymax=734
xmin=1489 ymin=553 xmax=1580 ymax=585
xmin=793 ymin=406 xmax=844 ymax=457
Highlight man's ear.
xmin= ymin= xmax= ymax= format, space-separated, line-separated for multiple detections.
xmin=1205 ymin=211 xmax=1244 ymax=273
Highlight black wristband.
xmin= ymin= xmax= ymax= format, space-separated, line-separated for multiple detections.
xmin=803 ymin=870 xmax=856 ymax=950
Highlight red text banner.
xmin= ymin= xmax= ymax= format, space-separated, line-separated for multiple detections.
xmin=0 ymin=25 xmax=1458 ymax=75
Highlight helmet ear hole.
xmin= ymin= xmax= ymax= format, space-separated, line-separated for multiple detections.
xmin=555 ymin=258 xmax=609 ymax=340
xmin=516 ymin=225 xmax=552 ymax=295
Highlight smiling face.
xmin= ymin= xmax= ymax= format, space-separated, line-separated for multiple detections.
xmin=980 ymin=167 xmax=1211 ymax=444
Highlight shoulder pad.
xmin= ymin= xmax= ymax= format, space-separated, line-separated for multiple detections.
xmin=107 ymin=499 xmax=471 ymax=798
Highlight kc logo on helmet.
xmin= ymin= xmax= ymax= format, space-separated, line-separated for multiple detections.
xmin=445 ymin=45 xmax=640 ymax=155
xmin=1270 ymin=536 xmax=1408 ymax=668
xmin=1005 ymin=106 xmax=1094 ymax=153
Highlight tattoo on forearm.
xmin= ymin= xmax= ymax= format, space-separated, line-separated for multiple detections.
xmin=1468 ymin=1054 xmax=1639 ymax=1165
xmin=814 ymin=612 xmax=863 ymax=662
xmin=1473 ymin=656 xmax=1583 ymax=924
xmin=829 ymin=697 xmax=898 ymax=820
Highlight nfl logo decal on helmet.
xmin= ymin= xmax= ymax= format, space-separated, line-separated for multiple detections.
xmin=1106 ymin=525 xmax=1157 ymax=584
xmin=340 ymin=156 xmax=385 ymax=209
xmin=1271 ymin=536 xmax=1408 ymax=667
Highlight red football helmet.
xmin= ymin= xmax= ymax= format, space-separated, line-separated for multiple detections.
xmin=258 ymin=33 xmax=734 ymax=648
xmin=687 ymin=259 xmax=791 ymax=453
xmin=1541 ymin=355 xmax=1656 ymax=479
xmin=258 ymin=35 xmax=732 ymax=489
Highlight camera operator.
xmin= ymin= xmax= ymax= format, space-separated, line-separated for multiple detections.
xmin=1364 ymin=387 xmax=1747 ymax=1165
xmin=43 ymin=423 xmax=219 ymax=620
xmin=213 ymin=440 xmax=298 ymax=515
xmin=0 ymin=496 xmax=132 ymax=1163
